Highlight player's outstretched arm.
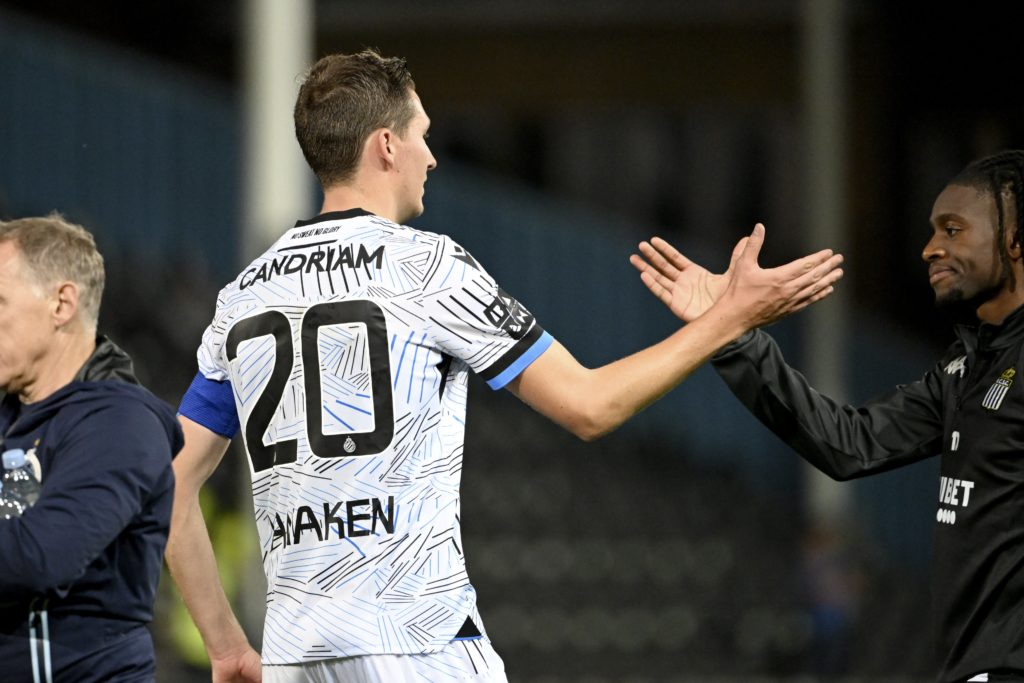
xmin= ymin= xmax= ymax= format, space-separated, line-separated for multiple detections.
xmin=165 ymin=417 xmax=262 ymax=683
xmin=630 ymin=226 xmax=840 ymax=322
xmin=508 ymin=224 xmax=843 ymax=441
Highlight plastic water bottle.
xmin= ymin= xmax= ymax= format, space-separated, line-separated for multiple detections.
xmin=0 ymin=482 xmax=23 ymax=519
xmin=0 ymin=449 xmax=40 ymax=518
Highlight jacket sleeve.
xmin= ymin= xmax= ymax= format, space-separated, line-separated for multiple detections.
xmin=711 ymin=329 xmax=945 ymax=480
xmin=0 ymin=401 xmax=173 ymax=597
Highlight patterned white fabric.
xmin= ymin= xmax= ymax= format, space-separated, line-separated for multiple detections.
xmin=262 ymin=638 xmax=507 ymax=682
xmin=190 ymin=210 xmax=551 ymax=663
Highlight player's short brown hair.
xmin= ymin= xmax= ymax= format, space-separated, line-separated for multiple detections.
xmin=294 ymin=49 xmax=417 ymax=188
xmin=0 ymin=213 xmax=105 ymax=328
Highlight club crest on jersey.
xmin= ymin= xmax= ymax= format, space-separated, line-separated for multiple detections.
xmin=945 ymin=355 xmax=967 ymax=378
xmin=982 ymin=367 xmax=1015 ymax=411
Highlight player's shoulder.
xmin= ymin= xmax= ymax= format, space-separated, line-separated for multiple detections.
xmin=386 ymin=219 xmax=447 ymax=248
xmin=377 ymin=220 xmax=481 ymax=267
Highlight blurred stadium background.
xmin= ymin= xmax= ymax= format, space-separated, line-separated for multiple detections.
xmin=2 ymin=1 xmax=1021 ymax=681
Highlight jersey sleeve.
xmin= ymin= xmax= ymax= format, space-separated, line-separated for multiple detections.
xmin=178 ymin=308 xmax=240 ymax=437
xmin=426 ymin=237 xmax=553 ymax=389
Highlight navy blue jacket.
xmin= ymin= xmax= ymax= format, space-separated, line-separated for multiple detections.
xmin=0 ymin=338 xmax=182 ymax=682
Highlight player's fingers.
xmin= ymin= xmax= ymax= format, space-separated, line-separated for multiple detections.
xmin=637 ymin=242 xmax=681 ymax=279
xmin=775 ymin=249 xmax=838 ymax=280
xmin=631 ymin=253 xmax=678 ymax=291
xmin=809 ymin=285 xmax=836 ymax=305
xmin=649 ymin=236 xmax=693 ymax=270
xmin=727 ymin=237 xmax=748 ymax=273
xmin=629 ymin=253 xmax=651 ymax=274
xmin=639 ymin=270 xmax=674 ymax=306
xmin=791 ymin=269 xmax=843 ymax=303
xmin=789 ymin=285 xmax=836 ymax=314
xmin=786 ymin=254 xmax=844 ymax=292
xmin=739 ymin=223 xmax=766 ymax=266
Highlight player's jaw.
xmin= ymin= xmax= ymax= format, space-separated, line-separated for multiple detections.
xmin=930 ymin=257 xmax=1008 ymax=309
xmin=929 ymin=261 xmax=962 ymax=304
xmin=395 ymin=162 xmax=433 ymax=224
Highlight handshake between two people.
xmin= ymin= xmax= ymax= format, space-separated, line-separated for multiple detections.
xmin=629 ymin=223 xmax=845 ymax=331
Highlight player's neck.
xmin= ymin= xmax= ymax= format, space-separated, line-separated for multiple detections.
xmin=320 ymin=183 xmax=398 ymax=223
xmin=976 ymin=267 xmax=1024 ymax=325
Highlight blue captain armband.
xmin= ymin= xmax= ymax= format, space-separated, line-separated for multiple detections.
xmin=178 ymin=372 xmax=240 ymax=438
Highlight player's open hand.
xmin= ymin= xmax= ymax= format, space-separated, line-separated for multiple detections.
xmin=712 ymin=223 xmax=843 ymax=330
xmin=630 ymin=236 xmax=746 ymax=323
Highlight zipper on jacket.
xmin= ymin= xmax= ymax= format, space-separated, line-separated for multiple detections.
xmin=955 ymin=353 xmax=981 ymax=411
xmin=28 ymin=598 xmax=53 ymax=683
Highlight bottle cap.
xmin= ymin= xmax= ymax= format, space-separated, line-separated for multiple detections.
xmin=2 ymin=449 xmax=27 ymax=469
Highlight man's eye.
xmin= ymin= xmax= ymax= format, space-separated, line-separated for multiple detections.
xmin=945 ymin=226 xmax=960 ymax=237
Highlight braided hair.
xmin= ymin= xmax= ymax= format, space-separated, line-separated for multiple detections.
xmin=951 ymin=150 xmax=1024 ymax=290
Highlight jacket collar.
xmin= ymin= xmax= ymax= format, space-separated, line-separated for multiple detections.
xmin=955 ymin=303 xmax=1024 ymax=353
xmin=0 ymin=335 xmax=137 ymax=432
xmin=74 ymin=336 xmax=139 ymax=385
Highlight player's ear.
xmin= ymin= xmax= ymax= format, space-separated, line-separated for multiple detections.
xmin=1001 ymin=188 xmax=1021 ymax=261
xmin=1006 ymin=220 xmax=1022 ymax=262
xmin=369 ymin=128 xmax=396 ymax=170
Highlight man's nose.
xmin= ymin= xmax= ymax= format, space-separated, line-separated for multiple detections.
xmin=922 ymin=237 xmax=945 ymax=262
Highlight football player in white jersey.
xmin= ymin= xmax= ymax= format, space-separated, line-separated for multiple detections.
xmin=166 ymin=50 xmax=844 ymax=683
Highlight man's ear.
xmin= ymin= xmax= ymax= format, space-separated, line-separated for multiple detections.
xmin=370 ymin=128 xmax=396 ymax=169
xmin=1002 ymin=188 xmax=1021 ymax=260
xmin=51 ymin=281 xmax=80 ymax=328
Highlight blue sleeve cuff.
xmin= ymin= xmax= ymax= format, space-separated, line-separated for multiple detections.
xmin=178 ymin=372 xmax=239 ymax=438
xmin=486 ymin=331 xmax=554 ymax=390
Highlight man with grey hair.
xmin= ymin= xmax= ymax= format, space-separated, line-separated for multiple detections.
xmin=0 ymin=214 xmax=183 ymax=682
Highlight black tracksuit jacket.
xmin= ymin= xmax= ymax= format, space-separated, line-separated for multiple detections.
xmin=0 ymin=338 xmax=182 ymax=682
xmin=712 ymin=304 xmax=1024 ymax=682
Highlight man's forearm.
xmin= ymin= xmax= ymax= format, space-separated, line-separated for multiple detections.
xmin=512 ymin=308 xmax=748 ymax=441
xmin=585 ymin=309 xmax=748 ymax=436
xmin=166 ymin=495 xmax=252 ymax=659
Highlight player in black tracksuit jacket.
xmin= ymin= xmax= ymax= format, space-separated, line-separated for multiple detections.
xmin=0 ymin=337 xmax=182 ymax=682
xmin=631 ymin=150 xmax=1024 ymax=682
xmin=713 ymin=316 xmax=1024 ymax=682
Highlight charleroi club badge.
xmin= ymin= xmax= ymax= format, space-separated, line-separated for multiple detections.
xmin=982 ymin=367 xmax=1016 ymax=411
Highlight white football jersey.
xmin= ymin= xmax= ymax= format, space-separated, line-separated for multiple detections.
xmin=182 ymin=209 xmax=551 ymax=664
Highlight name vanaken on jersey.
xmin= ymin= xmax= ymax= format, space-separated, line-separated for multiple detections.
xmin=270 ymin=495 xmax=397 ymax=549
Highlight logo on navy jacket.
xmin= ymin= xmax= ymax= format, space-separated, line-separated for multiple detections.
xmin=981 ymin=367 xmax=1015 ymax=411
